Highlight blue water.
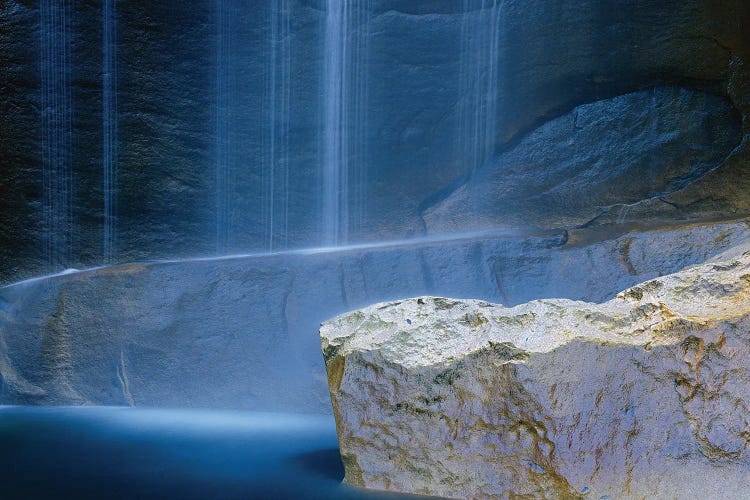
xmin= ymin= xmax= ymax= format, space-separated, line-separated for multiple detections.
xmin=0 ymin=406 xmax=426 ymax=499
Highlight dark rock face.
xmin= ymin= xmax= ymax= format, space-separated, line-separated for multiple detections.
xmin=423 ymin=87 xmax=743 ymax=231
xmin=116 ymin=1 xmax=215 ymax=263
xmin=0 ymin=3 xmax=43 ymax=282
xmin=1 ymin=0 xmax=749 ymax=283
xmin=0 ymin=0 xmax=218 ymax=282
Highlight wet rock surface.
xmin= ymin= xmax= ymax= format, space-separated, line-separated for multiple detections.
xmin=1 ymin=220 xmax=748 ymax=412
xmin=321 ymin=240 xmax=750 ymax=499
xmin=1 ymin=0 xmax=749 ymax=283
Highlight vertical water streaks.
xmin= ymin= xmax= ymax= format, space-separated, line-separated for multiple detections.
xmin=457 ymin=0 xmax=502 ymax=172
xmin=215 ymin=0 xmax=232 ymax=253
xmin=40 ymin=0 xmax=74 ymax=270
xmin=350 ymin=0 xmax=370 ymax=242
xmin=322 ymin=0 xmax=344 ymax=247
xmin=102 ymin=0 xmax=118 ymax=264
xmin=264 ymin=0 xmax=292 ymax=251
xmin=322 ymin=0 xmax=370 ymax=246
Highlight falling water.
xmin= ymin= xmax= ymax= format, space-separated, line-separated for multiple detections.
xmin=350 ymin=1 xmax=370 ymax=243
xmin=321 ymin=0 xmax=344 ymax=246
xmin=321 ymin=0 xmax=370 ymax=246
xmin=215 ymin=0 xmax=232 ymax=253
xmin=617 ymin=204 xmax=632 ymax=224
xmin=40 ymin=0 xmax=74 ymax=269
xmin=457 ymin=0 xmax=501 ymax=172
xmin=264 ymin=0 xmax=292 ymax=251
xmin=102 ymin=0 xmax=118 ymax=264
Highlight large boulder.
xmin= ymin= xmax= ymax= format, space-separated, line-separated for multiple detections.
xmin=321 ymin=241 xmax=750 ymax=498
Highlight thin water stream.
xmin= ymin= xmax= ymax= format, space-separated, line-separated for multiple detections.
xmin=322 ymin=0 xmax=370 ymax=246
xmin=40 ymin=0 xmax=74 ymax=270
xmin=102 ymin=0 xmax=118 ymax=264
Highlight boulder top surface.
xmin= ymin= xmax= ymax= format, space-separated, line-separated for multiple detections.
xmin=321 ymin=241 xmax=750 ymax=370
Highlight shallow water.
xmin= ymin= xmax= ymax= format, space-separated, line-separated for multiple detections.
xmin=0 ymin=406 xmax=428 ymax=499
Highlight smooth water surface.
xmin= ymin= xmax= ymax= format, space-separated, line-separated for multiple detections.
xmin=0 ymin=406 xmax=428 ymax=499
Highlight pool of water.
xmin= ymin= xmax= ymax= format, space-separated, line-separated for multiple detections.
xmin=0 ymin=406 xmax=429 ymax=499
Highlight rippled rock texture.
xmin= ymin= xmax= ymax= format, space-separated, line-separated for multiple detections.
xmin=321 ymin=241 xmax=750 ymax=498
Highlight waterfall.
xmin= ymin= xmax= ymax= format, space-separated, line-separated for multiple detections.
xmin=321 ymin=0 xmax=370 ymax=246
xmin=265 ymin=0 xmax=292 ymax=251
xmin=457 ymin=0 xmax=501 ymax=172
xmin=215 ymin=0 xmax=232 ymax=253
xmin=40 ymin=0 xmax=74 ymax=269
xmin=350 ymin=1 xmax=370 ymax=242
xmin=102 ymin=0 xmax=118 ymax=264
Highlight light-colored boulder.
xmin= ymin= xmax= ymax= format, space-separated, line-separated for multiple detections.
xmin=321 ymin=242 xmax=750 ymax=498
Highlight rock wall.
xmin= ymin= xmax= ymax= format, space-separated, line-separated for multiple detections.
xmin=1 ymin=0 xmax=749 ymax=283
xmin=374 ymin=0 xmax=750 ymax=239
xmin=1 ymin=220 xmax=748 ymax=411
xmin=321 ymin=239 xmax=750 ymax=498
